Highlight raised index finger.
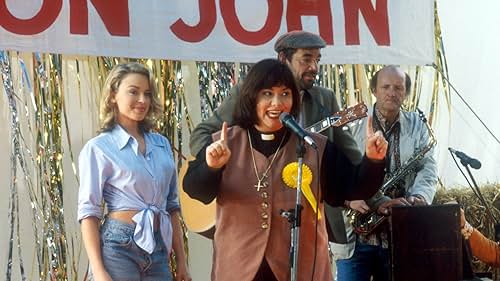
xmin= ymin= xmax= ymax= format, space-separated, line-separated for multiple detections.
xmin=366 ymin=115 xmax=374 ymax=137
xmin=220 ymin=121 xmax=228 ymax=142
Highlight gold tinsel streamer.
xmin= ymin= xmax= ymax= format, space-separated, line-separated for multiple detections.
xmin=32 ymin=53 xmax=70 ymax=280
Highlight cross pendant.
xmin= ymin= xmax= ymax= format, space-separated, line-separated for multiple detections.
xmin=255 ymin=180 xmax=262 ymax=191
xmin=254 ymin=180 xmax=268 ymax=191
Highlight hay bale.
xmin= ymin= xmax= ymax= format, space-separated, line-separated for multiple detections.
xmin=434 ymin=183 xmax=500 ymax=275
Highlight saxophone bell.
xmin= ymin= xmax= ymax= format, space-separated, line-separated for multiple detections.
xmin=348 ymin=208 xmax=389 ymax=235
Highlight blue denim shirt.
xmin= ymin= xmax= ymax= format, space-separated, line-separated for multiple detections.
xmin=330 ymin=107 xmax=438 ymax=258
xmin=77 ymin=124 xmax=179 ymax=254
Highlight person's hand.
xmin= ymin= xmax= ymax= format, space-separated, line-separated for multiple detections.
xmin=460 ymin=208 xmax=466 ymax=228
xmin=377 ymin=197 xmax=410 ymax=215
xmin=349 ymin=200 xmax=371 ymax=214
xmin=365 ymin=116 xmax=388 ymax=161
xmin=206 ymin=122 xmax=231 ymax=169
xmin=407 ymin=195 xmax=427 ymax=206
xmin=175 ymin=262 xmax=192 ymax=281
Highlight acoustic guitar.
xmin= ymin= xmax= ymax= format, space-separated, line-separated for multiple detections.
xmin=179 ymin=102 xmax=368 ymax=238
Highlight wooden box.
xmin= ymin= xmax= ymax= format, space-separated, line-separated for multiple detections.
xmin=390 ymin=204 xmax=463 ymax=281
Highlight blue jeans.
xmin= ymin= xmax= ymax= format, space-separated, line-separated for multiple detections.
xmin=335 ymin=243 xmax=390 ymax=281
xmin=92 ymin=218 xmax=173 ymax=281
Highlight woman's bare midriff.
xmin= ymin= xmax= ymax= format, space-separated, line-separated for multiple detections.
xmin=108 ymin=210 xmax=160 ymax=229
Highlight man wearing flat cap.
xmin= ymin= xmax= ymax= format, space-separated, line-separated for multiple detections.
xmin=190 ymin=30 xmax=362 ymax=164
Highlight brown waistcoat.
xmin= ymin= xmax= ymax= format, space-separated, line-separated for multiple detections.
xmin=211 ymin=126 xmax=332 ymax=281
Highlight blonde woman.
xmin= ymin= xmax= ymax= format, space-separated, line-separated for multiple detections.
xmin=78 ymin=62 xmax=190 ymax=281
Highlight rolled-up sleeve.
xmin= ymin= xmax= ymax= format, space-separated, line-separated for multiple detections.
xmin=166 ymin=170 xmax=180 ymax=213
xmin=77 ymin=143 xmax=107 ymax=222
xmin=165 ymin=142 xmax=180 ymax=213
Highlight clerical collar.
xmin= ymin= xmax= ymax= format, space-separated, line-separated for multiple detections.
xmin=260 ymin=133 xmax=275 ymax=141
xmin=250 ymin=126 xmax=286 ymax=141
xmin=248 ymin=126 xmax=289 ymax=157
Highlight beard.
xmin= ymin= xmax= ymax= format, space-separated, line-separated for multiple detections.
xmin=298 ymin=79 xmax=313 ymax=90
xmin=298 ymin=72 xmax=317 ymax=90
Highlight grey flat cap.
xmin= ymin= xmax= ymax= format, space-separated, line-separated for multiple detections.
xmin=274 ymin=30 xmax=326 ymax=52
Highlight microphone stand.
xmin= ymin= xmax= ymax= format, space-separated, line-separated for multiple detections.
xmin=282 ymin=138 xmax=305 ymax=281
xmin=462 ymin=164 xmax=498 ymax=226
xmin=460 ymin=162 xmax=499 ymax=280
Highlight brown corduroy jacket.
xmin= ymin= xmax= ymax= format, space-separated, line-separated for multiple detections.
xmin=211 ymin=126 xmax=332 ymax=281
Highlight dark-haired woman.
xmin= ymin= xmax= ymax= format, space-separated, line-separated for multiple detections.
xmin=184 ymin=58 xmax=387 ymax=281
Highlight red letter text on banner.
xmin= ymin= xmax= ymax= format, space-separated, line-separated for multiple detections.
xmin=0 ymin=0 xmax=62 ymax=35
xmin=286 ymin=0 xmax=334 ymax=45
xmin=220 ymin=0 xmax=282 ymax=45
xmin=170 ymin=0 xmax=216 ymax=42
xmin=70 ymin=0 xmax=130 ymax=36
xmin=344 ymin=0 xmax=390 ymax=45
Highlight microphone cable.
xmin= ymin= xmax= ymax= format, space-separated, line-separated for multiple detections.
xmin=432 ymin=63 xmax=500 ymax=146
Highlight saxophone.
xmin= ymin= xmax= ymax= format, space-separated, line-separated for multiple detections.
xmin=347 ymin=109 xmax=437 ymax=235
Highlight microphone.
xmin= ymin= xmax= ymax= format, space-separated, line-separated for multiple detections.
xmin=448 ymin=147 xmax=482 ymax=169
xmin=279 ymin=112 xmax=318 ymax=149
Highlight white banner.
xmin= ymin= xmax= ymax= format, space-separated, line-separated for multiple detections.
xmin=0 ymin=0 xmax=435 ymax=64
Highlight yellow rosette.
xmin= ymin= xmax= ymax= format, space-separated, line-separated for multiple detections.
xmin=282 ymin=162 xmax=320 ymax=219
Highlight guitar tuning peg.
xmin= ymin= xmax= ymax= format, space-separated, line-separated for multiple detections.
xmin=342 ymin=126 xmax=349 ymax=131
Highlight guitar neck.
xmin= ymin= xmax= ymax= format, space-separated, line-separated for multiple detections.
xmin=306 ymin=116 xmax=340 ymax=134
xmin=305 ymin=102 xmax=367 ymax=134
